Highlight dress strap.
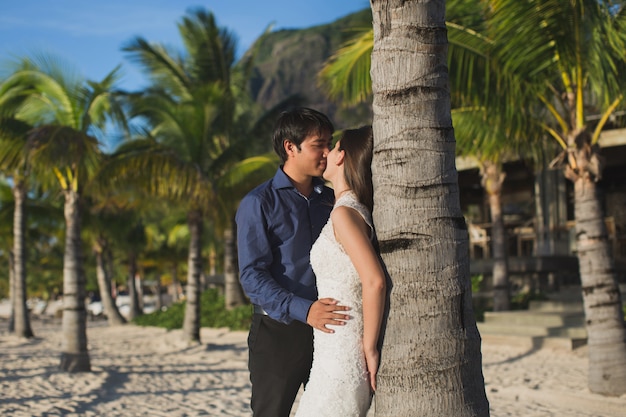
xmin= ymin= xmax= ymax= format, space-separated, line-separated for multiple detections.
xmin=335 ymin=192 xmax=374 ymax=239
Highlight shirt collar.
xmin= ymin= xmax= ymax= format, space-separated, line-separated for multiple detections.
xmin=273 ymin=166 xmax=325 ymax=195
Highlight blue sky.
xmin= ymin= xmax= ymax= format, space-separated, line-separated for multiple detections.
xmin=0 ymin=0 xmax=370 ymax=91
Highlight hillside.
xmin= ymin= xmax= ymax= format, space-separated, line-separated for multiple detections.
xmin=248 ymin=8 xmax=373 ymax=130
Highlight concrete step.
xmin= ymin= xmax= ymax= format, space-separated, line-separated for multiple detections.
xmin=483 ymin=310 xmax=585 ymax=327
xmin=478 ymin=329 xmax=587 ymax=351
xmin=478 ymin=322 xmax=587 ymax=339
xmin=479 ymin=305 xmax=588 ymax=350
xmin=528 ymin=300 xmax=584 ymax=313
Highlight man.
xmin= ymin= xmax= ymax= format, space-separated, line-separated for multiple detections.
xmin=236 ymin=107 xmax=350 ymax=417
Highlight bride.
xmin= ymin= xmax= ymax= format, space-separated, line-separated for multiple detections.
xmin=295 ymin=126 xmax=386 ymax=417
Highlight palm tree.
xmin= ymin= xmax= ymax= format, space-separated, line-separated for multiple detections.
xmin=99 ymin=8 xmax=277 ymax=343
xmin=319 ymin=0 xmax=534 ymax=312
xmin=1 ymin=54 xmax=126 ymax=371
xmin=0 ymin=115 xmax=34 ymax=338
xmin=141 ymin=205 xmax=189 ymax=305
xmin=215 ymin=95 xmax=299 ymax=310
xmin=92 ymin=233 xmax=127 ymax=324
xmin=368 ymin=0 xmax=490 ymax=414
xmin=0 ymin=179 xmax=17 ymax=331
xmin=330 ymin=0 xmax=626 ymax=399
xmin=82 ymin=194 xmax=140 ymax=325
xmin=482 ymin=0 xmax=626 ymax=396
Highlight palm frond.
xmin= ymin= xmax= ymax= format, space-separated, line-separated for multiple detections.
xmin=0 ymin=117 xmax=31 ymax=172
xmin=318 ymin=28 xmax=373 ymax=106
xmin=122 ymin=37 xmax=190 ymax=97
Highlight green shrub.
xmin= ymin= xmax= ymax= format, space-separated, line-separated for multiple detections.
xmin=510 ymin=290 xmax=547 ymax=310
xmin=133 ymin=288 xmax=252 ymax=331
xmin=470 ymin=274 xmax=484 ymax=293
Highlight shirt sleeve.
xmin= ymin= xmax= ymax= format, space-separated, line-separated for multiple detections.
xmin=236 ymin=193 xmax=313 ymax=324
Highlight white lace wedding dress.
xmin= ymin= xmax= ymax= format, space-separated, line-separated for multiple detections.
xmin=295 ymin=192 xmax=373 ymax=417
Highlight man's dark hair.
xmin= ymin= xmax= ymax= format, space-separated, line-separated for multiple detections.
xmin=272 ymin=107 xmax=334 ymax=162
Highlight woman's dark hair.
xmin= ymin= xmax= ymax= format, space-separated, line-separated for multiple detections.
xmin=272 ymin=107 xmax=334 ymax=162
xmin=340 ymin=125 xmax=373 ymax=212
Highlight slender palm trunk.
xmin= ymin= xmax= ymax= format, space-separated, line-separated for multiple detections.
xmin=155 ymin=274 xmax=163 ymax=310
xmin=573 ymin=176 xmax=626 ymax=395
xmin=171 ymin=263 xmax=181 ymax=302
xmin=183 ymin=209 xmax=203 ymax=343
xmin=12 ymin=182 xmax=34 ymax=337
xmin=94 ymin=238 xmax=126 ymax=325
xmin=127 ymin=252 xmax=142 ymax=320
xmin=59 ymin=189 xmax=91 ymax=372
xmin=562 ymin=124 xmax=626 ymax=395
xmin=224 ymin=222 xmax=245 ymax=309
xmin=481 ymin=161 xmax=509 ymax=311
xmin=8 ymin=250 xmax=15 ymax=332
xmin=370 ymin=0 xmax=489 ymax=415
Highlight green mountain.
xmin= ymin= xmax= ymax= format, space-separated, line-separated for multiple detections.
xmin=249 ymin=8 xmax=373 ymax=130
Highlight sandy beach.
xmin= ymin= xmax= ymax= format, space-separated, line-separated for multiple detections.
xmin=1 ymin=318 xmax=625 ymax=417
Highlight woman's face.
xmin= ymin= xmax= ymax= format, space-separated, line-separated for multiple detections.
xmin=323 ymin=140 xmax=341 ymax=182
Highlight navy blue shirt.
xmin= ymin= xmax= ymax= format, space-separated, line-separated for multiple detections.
xmin=236 ymin=167 xmax=334 ymax=324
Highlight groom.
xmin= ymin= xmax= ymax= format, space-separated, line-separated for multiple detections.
xmin=236 ymin=107 xmax=350 ymax=417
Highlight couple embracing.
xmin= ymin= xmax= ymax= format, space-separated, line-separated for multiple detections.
xmin=236 ymin=107 xmax=386 ymax=417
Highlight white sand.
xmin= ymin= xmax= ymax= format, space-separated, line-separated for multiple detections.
xmin=1 ymin=318 xmax=625 ymax=417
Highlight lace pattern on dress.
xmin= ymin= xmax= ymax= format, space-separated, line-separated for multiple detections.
xmin=294 ymin=191 xmax=373 ymax=417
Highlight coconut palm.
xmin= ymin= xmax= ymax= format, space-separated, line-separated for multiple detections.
xmin=0 ymin=115 xmax=35 ymax=338
xmin=98 ymin=8 xmax=277 ymax=343
xmin=0 ymin=54 xmax=126 ymax=371
xmin=319 ymin=0 xmax=533 ymax=312
xmin=141 ymin=203 xmax=190 ymax=303
xmin=0 ymin=179 xmax=17 ymax=331
xmin=82 ymin=194 xmax=141 ymax=325
xmin=215 ymin=95 xmax=303 ymax=310
xmin=482 ymin=0 xmax=626 ymax=396
xmin=366 ymin=0 xmax=490 ymax=414
xmin=329 ymin=0 xmax=626 ymax=399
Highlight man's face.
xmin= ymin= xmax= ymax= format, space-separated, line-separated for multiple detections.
xmin=287 ymin=130 xmax=333 ymax=178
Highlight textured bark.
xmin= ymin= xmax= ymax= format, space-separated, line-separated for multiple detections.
xmin=183 ymin=209 xmax=203 ymax=344
xmin=560 ymin=123 xmax=626 ymax=395
xmin=126 ymin=253 xmax=142 ymax=320
xmin=59 ymin=189 xmax=91 ymax=372
xmin=224 ymin=222 xmax=245 ymax=310
xmin=171 ymin=264 xmax=181 ymax=302
xmin=573 ymin=176 xmax=626 ymax=395
xmin=481 ymin=161 xmax=509 ymax=311
xmin=8 ymin=251 xmax=15 ymax=333
xmin=94 ymin=238 xmax=126 ymax=325
xmin=12 ymin=182 xmax=34 ymax=338
xmin=370 ymin=0 xmax=489 ymax=415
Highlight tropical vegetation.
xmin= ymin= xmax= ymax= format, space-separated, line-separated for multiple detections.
xmin=320 ymin=0 xmax=626 ymax=397
xmin=1 ymin=1 xmax=625 ymax=403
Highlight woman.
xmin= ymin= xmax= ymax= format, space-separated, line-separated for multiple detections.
xmin=295 ymin=126 xmax=386 ymax=416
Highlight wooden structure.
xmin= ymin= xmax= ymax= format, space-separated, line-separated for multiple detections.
xmin=457 ymin=127 xmax=626 ymax=288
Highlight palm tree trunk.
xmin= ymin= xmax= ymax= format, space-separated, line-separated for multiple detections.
xmin=171 ymin=263 xmax=180 ymax=302
xmin=127 ymin=252 xmax=142 ymax=320
xmin=224 ymin=221 xmax=245 ymax=309
xmin=155 ymin=274 xmax=163 ymax=310
xmin=183 ymin=209 xmax=203 ymax=343
xmin=8 ymin=250 xmax=15 ymax=332
xmin=481 ymin=161 xmax=509 ymax=311
xmin=12 ymin=182 xmax=34 ymax=338
xmin=370 ymin=1 xmax=489 ymax=415
xmin=94 ymin=237 xmax=126 ymax=325
xmin=573 ymin=176 xmax=626 ymax=395
xmin=59 ymin=189 xmax=91 ymax=372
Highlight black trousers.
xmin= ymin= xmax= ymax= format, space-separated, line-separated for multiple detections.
xmin=248 ymin=314 xmax=313 ymax=417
